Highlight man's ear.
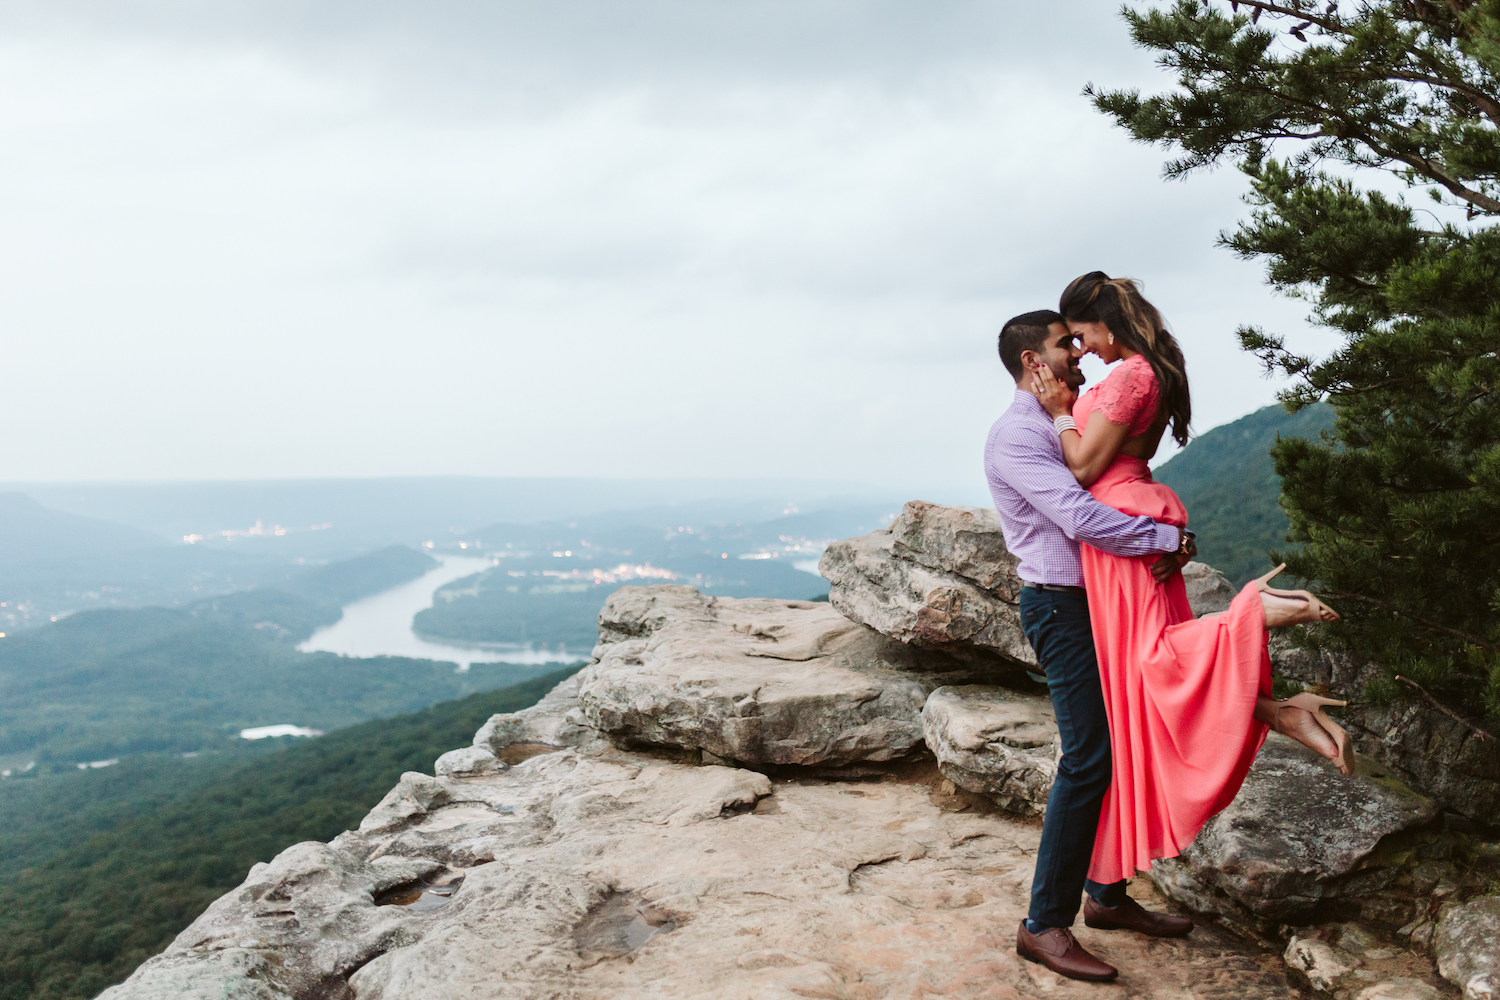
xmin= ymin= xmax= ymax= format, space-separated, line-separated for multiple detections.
xmin=1018 ymin=349 xmax=1040 ymax=371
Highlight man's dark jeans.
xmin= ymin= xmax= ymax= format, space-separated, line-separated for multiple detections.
xmin=1019 ymin=586 xmax=1127 ymax=929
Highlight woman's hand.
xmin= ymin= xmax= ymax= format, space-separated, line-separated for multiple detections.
xmin=1030 ymin=364 xmax=1075 ymax=419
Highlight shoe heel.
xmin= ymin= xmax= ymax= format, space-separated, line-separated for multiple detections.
xmin=1281 ymin=694 xmax=1355 ymax=776
xmin=1253 ymin=563 xmax=1287 ymax=591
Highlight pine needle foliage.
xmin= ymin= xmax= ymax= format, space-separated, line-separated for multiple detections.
xmin=1091 ymin=1 xmax=1500 ymax=719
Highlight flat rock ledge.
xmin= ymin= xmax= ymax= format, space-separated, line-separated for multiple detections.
xmin=575 ymin=585 xmax=996 ymax=768
xmin=1151 ymin=734 xmax=1440 ymax=934
xmin=921 ymin=685 xmax=1057 ymax=816
xmin=819 ymin=501 xmax=1035 ymax=668
xmin=101 ymin=676 xmax=1298 ymax=1000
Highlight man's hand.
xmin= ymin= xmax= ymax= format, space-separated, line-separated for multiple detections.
xmin=1029 ymin=363 xmax=1076 ymax=419
xmin=1151 ymin=532 xmax=1196 ymax=583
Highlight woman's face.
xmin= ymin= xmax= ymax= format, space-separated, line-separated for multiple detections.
xmin=1068 ymin=320 xmax=1119 ymax=363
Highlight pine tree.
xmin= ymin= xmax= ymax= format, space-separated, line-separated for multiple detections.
xmin=1091 ymin=1 xmax=1500 ymax=720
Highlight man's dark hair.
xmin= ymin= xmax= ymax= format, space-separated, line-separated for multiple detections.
xmin=998 ymin=309 xmax=1062 ymax=379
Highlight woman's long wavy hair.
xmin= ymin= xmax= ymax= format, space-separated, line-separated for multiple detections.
xmin=1059 ymin=271 xmax=1192 ymax=447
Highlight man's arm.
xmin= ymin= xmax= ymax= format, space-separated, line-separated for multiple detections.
xmin=992 ymin=425 xmax=1179 ymax=557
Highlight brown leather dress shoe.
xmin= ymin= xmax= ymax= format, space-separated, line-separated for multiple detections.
xmin=1083 ymin=895 xmax=1193 ymax=937
xmin=1015 ymin=921 xmax=1118 ymax=982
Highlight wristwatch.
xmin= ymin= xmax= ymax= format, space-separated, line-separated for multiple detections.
xmin=1176 ymin=529 xmax=1196 ymax=556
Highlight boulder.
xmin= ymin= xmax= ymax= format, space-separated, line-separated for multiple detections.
xmin=103 ymin=676 xmax=1299 ymax=1000
xmin=576 ymin=585 xmax=997 ymax=767
xmin=435 ymin=746 xmax=507 ymax=778
xmin=1150 ymin=734 xmax=1439 ymax=929
xmin=818 ymin=501 xmax=1034 ymax=668
xmin=1436 ymin=896 xmax=1500 ymax=1000
xmin=920 ymin=685 xmax=1057 ymax=815
xmin=1284 ymin=932 xmax=1359 ymax=994
xmin=1183 ymin=560 xmax=1238 ymax=617
xmin=1273 ymin=640 xmax=1500 ymax=824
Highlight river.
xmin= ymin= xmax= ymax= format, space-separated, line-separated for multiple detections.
xmin=298 ymin=554 xmax=586 ymax=671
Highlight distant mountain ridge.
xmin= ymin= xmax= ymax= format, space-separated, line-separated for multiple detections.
xmin=1155 ymin=402 xmax=1335 ymax=585
xmin=0 ymin=492 xmax=166 ymax=566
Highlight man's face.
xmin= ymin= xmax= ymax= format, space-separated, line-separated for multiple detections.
xmin=1027 ymin=322 xmax=1085 ymax=390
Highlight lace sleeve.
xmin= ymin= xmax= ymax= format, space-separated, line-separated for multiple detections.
xmin=1093 ymin=355 xmax=1161 ymax=436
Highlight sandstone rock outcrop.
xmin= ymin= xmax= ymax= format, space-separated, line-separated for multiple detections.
xmin=920 ymin=685 xmax=1057 ymax=815
xmin=819 ymin=501 xmax=1034 ymax=667
xmin=575 ymin=585 xmax=997 ymax=767
xmin=93 ymin=504 xmax=1483 ymax=1000
xmin=101 ymin=676 xmax=1298 ymax=1000
xmin=1150 ymin=734 xmax=1439 ymax=930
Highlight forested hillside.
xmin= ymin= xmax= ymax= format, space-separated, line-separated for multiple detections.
xmin=0 ymin=547 xmax=526 ymax=767
xmin=1156 ymin=403 xmax=1334 ymax=585
xmin=0 ymin=669 xmax=576 ymax=1000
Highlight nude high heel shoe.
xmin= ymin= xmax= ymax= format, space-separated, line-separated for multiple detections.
xmin=1254 ymin=564 xmax=1341 ymax=626
xmin=1261 ymin=692 xmax=1356 ymax=776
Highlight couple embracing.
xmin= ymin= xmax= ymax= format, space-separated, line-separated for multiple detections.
xmin=986 ymin=272 xmax=1349 ymax=982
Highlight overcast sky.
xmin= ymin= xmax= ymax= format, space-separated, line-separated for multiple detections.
xmin=0 ymin=1 xmax=1338 ymax=494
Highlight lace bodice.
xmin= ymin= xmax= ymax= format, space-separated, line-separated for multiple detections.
xmin=1075 ymin=353 xmax=1161 ymax=437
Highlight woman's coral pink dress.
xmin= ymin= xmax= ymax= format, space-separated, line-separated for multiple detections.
xmin=1073 ymin=354 xmax=1273 ymax=884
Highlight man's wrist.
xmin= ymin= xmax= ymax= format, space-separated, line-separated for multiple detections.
xmin=1176 ymin=529 xmax=1196 ymax=557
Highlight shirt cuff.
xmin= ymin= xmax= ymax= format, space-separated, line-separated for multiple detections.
xmin=1154 ymin=524 xmax=1180 ymax=554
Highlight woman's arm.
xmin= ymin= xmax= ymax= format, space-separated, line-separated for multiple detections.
xmin=1030 ymin=364 xmax=1133 ymax=487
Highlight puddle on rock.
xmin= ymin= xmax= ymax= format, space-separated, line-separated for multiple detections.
xmin=574 ymin=892 xmax=677 ymax=962
xmin=498 ymin=742 xmax=564 ymax=765
xmin=374 ymin=874 xmax=464 ymax=912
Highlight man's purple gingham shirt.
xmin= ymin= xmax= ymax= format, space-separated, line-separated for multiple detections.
xmin=985 ymin=389 xmax=1179 ymax=587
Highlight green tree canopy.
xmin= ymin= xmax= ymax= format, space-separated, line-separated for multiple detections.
xmin=1093 ymin=0 xmax=1500 ymax=719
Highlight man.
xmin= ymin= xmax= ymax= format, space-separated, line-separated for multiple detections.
xmin=986 ymin=309 xmax=1196 ymax=982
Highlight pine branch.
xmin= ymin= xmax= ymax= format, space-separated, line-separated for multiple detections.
xmin=1326 ymin=590 xmax=1498 ymax=650
xmin=1226 ymin=0 xmax=1348 ymax=33
xmin=1395 ymin=674 xmax=1497 ymax=741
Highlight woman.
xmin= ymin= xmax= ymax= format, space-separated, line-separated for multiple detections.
xmin=1030 ymin=271 xmax=1349 ymax=887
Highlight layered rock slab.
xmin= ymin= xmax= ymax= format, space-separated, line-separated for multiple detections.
xmin=819 ymin=501 xmax=1034 ymax=668
xmin=97 ymin=843 xmax=441 ymax=1000
xmin=103 ymin=677 xmax=1297 ymax=1000
xmin=921 ymin=685 xmax=1058 ymax=815
xmin=576 ymin=585 xmax=999 ymax=767
xmin=1273 ymin=639 xmax=1500 ymax=825
xmin=1151 ymin=734 xmax=1439 ymax=930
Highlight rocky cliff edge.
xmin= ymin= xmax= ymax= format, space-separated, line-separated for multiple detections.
xmin=100 ymin=502 xmax=1497 ymax=1000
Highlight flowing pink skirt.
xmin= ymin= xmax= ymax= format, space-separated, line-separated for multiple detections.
xmin=1082 ymin=456 xmax=1272 ymax=884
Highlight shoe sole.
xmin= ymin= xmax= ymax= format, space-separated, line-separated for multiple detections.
xmin=1082 ymin=916 xmax=1193 ymax=938
xmin=1015 ymin=944 xmax=1119 ymax=982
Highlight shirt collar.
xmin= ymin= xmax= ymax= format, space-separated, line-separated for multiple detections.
xmin=1010 ymin=388 xmax=1046 ymax=418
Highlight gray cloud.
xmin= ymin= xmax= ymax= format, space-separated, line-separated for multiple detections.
xmin=0 ymin=2 xmax=1333 ymax=493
